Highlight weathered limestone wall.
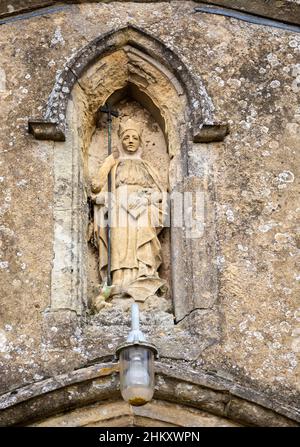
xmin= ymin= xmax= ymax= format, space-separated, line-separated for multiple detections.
xmin=0 ymin=0 xmax=299 ymax=424
xmin=1 ymin=1 xmax=300 ymax=26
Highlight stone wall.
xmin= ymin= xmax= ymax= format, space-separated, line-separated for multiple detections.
xmin=0 ymin=0 xmax=299 ymax=425
xmin=1 ymin=1 xmax=300 ymax=26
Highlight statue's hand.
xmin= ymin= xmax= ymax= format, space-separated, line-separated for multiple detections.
xmin=141 ymin=190 xmax=162 ymax=204
xmin=151 ymin=191 xmax=162 ymax=204
xmin=92 ymin=192 xmax=106 ymax=205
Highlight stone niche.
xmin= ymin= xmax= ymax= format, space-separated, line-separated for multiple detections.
xmin=87 ymin=97 xmax=172 ymax=310
xmin=31 ymin=27 xmax=222 ymax=361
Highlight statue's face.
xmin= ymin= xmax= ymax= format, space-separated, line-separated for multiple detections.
xmin=121 ymin=130 xmax=140 ymax=153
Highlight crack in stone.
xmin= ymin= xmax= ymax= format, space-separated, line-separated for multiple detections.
xmin=175 ymin=306 xmax=213 ymax=324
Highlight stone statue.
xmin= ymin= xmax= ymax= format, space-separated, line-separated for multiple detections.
xmin=91 ymin=119 xmax=167 ymax=308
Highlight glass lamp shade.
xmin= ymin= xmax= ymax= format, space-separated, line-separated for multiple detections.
xmin=119 ymin=344 xmax=155 ymax=406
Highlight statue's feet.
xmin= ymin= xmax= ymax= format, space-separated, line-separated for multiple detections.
xmin=93 ymin=294 xmax=113 ymax=313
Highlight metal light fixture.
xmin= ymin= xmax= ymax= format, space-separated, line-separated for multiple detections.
xmin=116 ymin=303 xmax=158 ymax=406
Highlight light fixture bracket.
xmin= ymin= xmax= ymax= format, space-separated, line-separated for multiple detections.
xmin=115 ymin=340 xmax=159 ymax=360
xmin=115 ymin=304 xmax=159 ymax=359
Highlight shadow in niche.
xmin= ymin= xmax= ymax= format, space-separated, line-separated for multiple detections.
xmin=87 ymin=85 xmax=173 ymax=314
xmin=97 ymin=83 xmax=168 ymax=144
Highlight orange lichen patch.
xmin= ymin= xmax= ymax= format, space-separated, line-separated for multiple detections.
xmin=98 ymin=365 xmax=119 ymax=376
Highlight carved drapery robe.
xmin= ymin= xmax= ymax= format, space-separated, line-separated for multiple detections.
xmin=93 ymin=154 xmax=167 ymax=302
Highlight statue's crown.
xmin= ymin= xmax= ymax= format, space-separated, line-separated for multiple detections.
xmin=118 ymin=119 xmax=141 ymax=137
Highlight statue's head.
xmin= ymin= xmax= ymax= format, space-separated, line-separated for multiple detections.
xmin=119 ymin=119 xmax=141 ymax=154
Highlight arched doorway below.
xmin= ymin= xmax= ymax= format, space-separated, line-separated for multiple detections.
xmin=29 ymin=399 xmax=241 ymax=427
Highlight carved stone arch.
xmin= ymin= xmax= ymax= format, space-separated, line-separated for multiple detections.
xmin=29 ymin=25 xmax=223 ymax=144
xmin=0 ymin=362 xmax=298 ymax=427
xmin=29 ymin=25 xmax=228 ymax=359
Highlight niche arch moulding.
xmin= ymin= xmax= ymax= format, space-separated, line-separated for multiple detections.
xmin=29 ymin=25 xmax=229 ymax=361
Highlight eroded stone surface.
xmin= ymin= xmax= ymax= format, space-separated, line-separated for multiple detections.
xmin=0 ymin=0 xmax=299 ymax=424
xmin=0 ymin=361 xmax=297 ymax=426
xmin=1 ymin=1 xmax=300 ymax=26
xmin=30 ymin=398 xmax=241 ymax=427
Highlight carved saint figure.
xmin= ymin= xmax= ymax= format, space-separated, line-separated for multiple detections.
xmin=92 ymin=119 xmax=167 ymax=304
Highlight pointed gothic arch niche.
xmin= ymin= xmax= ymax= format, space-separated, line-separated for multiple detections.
xmin=33 ymin=26 xmax=223 ymax=356
xmin=87 ymin=85 xmax=173 ymax=308
xmin=70 ymin=41 xmax=190 ymax=317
